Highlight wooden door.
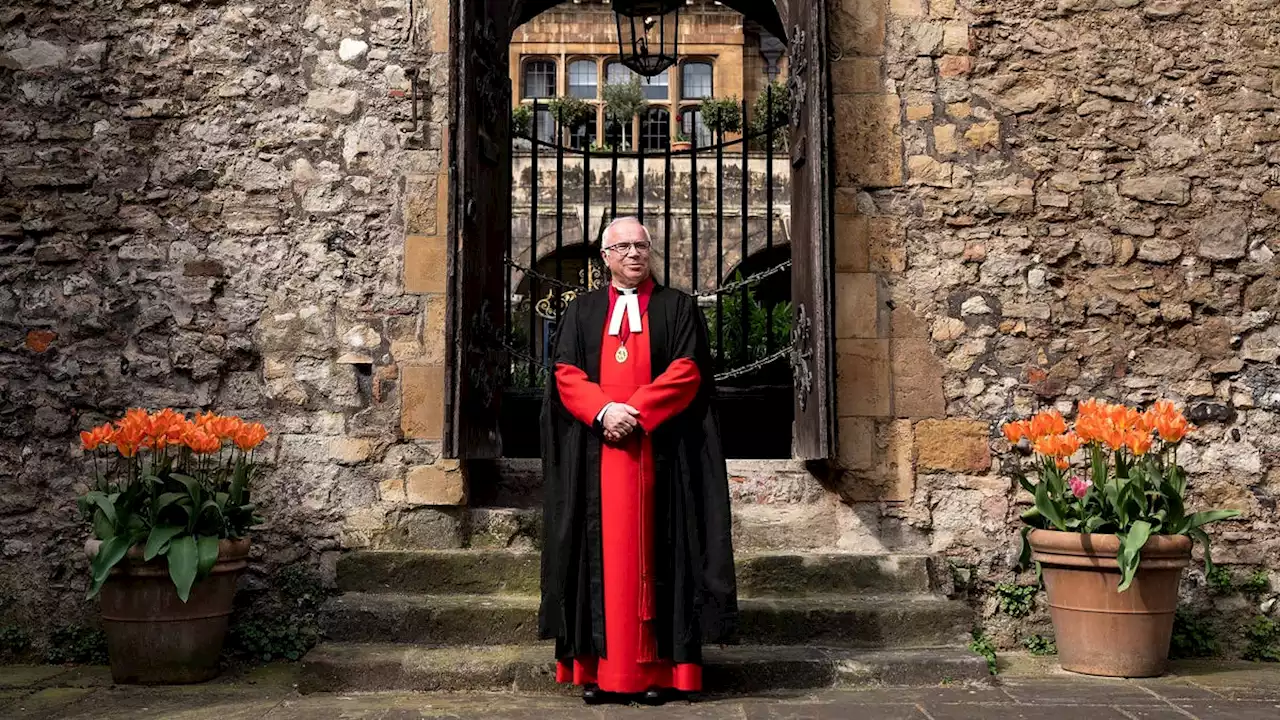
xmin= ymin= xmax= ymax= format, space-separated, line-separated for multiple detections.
xmin=443 ymin=0 xmax=514 ymax=458
xmin=786 ymin=0 xmax=835 ymax=461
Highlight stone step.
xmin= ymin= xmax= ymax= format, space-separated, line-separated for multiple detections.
xmin=336 ymin=549 xmax=944 ymax=596
xmin=320 ymin=592 xmax=973 ymax=648
xmin=382 ymin=503 xmax=865 ymax=555
xmin=299 ymin=642 xmax=991 ymax=694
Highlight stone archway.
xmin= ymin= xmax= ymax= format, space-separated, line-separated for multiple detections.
xmin=399 ymin=0 xmax=839 ymax=466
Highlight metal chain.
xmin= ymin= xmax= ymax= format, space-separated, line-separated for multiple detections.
xmin=695 ymin=259 xmax=791 ymax=300
xmin=503 ymin=256 xmax=792 ymax=300
xmin=712 ymin=346 xmax=792 ymax=381
xmin=499 ymin=339 xmax=551 ymax=377
xmin=504 ymin=258 xmax=586 ymax=292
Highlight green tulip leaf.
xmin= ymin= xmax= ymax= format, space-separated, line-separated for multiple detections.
xmin=144 ymin=525 xmax=185 ymax=561
xmin=168 ymin=535 xmax=199 ymax=603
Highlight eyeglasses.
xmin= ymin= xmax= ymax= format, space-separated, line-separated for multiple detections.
xmin=603 ymin=241 xmax=652 ymax=256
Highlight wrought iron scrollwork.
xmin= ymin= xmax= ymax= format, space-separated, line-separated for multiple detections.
xmin=533 ymin=262 xmax=605 ymax=320
xmin=472 ymin=17 xmax=507 ymax=163
xmin=789 ymin=303 xmax=814 ymax=411
xmin=465 ymin=299 xmax=503 ymax=408
xmin=787 ymin=24 xmax=808 ymax=130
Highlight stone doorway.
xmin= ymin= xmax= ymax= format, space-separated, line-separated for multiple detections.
xmin=440 ymin=0 xmax=838 ymax=465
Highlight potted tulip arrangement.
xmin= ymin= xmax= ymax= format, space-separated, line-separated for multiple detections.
xmin=1004 ymin=399 xmax=1239 ymax=678
xmin=78 ymin=408 xmax=268 ymax=684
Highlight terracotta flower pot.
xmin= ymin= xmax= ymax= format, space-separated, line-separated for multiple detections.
xmin=1029 ymin=529 xmax=1191 ymax=678
xmin=672 ymin=141 xmax=692 ymax=151
xmin=86 ymin=537 xmax=250 ymax=684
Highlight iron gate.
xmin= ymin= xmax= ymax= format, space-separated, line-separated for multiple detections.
xmin=501 ymin=90 xmax=795 ymax=458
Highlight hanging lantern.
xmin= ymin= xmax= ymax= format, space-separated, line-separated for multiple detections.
xmin=612 ymin=0 xmax=682 ymax=78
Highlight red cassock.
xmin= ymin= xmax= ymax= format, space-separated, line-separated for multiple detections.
xmin=551 ymin=281 xmax=704 ymax=694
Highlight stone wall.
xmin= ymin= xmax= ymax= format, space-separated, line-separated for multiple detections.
xmin=824 ymin=0 xmax=1280 ymax=651
xmin=2 ymin=0 xmax=1280 ymax=659
xmin=0 ymin=0 xmax=453 ymax=635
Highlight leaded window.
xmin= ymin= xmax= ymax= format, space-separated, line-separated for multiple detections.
xmin=568 ymin=60 xmax=597 ymax=99
xmin=523 ymin=59 xmax=556 ymax=99
xmin=681 ymin=62 xmax=712 ymax=99
xmin=642 ymin=108 xmax=670 ymax=151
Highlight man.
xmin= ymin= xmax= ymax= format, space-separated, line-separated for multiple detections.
xmin=539 ymin=217 xmax=737 ymax=706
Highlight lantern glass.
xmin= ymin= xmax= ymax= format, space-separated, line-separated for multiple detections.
xmin=613 ymin=2 xmax=679 ymax=78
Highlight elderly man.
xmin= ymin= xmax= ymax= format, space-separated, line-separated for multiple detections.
xmin=539 ymin=217 xmax=737 ymax=706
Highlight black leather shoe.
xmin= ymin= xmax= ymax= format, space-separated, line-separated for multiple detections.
xmin=638 ymin=688 xmax=676 ymax=706
xmin=582 ymin=684 xmax=606 ymax=705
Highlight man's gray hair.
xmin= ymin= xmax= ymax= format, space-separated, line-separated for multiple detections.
xmin=602 ymin=216 xmax=651 ymax=248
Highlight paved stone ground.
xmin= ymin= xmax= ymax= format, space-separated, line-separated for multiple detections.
xmin=1 ymin=656 xmax=1278 ymax=720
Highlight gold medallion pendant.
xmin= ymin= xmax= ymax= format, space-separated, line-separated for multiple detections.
xmin=615 ymin=345 xmax=628 ymax=363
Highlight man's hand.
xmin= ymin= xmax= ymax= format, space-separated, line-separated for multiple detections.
xmin=601 ymin=403 xmax=640 ymax=443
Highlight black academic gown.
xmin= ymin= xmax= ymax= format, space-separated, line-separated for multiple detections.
xmin=538 ymin=282 xmax=738 ymax=666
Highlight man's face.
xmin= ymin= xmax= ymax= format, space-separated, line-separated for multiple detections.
xmin=601 ymin=220 xmax=652 ymax=287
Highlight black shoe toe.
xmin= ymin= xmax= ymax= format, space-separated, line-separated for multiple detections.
xmin=638 ymin=688 xmax=668 ymax=706
xmin=582 ymin=685 xmax=605 ymax=705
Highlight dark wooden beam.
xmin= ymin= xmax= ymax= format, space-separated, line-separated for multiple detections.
xmin=512 ymin=1 xmax=787 ymax=44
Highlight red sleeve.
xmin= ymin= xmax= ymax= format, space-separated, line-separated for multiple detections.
xmin=555 ymin=363 xmax=612 ymax=427
xmin=627 ymin=358 xmax=701 ymax=433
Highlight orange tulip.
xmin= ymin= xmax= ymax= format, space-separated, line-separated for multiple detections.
xmin=185 ymin=427 xmax=222 ymax=455
xmin=1125 ymin=429 xmax=1153 ymax=456
xmin=1144 ymin=400 xmax=1194 ymax=443
xmin=233 ymin=423 xmax=268 ymax=452
xmin=80 ymin=423 xmax=116 ymax=452
xmin=1077 ymin=398 xmax=1105 ymax=420
xmin=1033 ymin=432 xmax=1083 ymax=459
xmin=1002 ymin=420 xmax=1030 ymax=444
xmin=1154 ymin=414 xmax=1192 ymax=443
xmin=1027 ymin=410 xmax=1067 ymax=440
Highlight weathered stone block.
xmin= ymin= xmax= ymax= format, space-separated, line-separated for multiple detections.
xmin=941 ymin=24 xmax=970 ymax=54
xmin=1118 ymin=175 xmax=1190 ymax=205
xmin=835 ymin=214 xmax=871 ymax=272
xmin=25 ymin=329 xmax=56 ymax=353
xmin=405 ymin=235 xmax=447 ymax=294
xmin=930 ymin=0 xmax=957 ymax=17
xmin=908 ymin=155 xmax=953 ymax=187
xmin=306 ymin=89 xmax=360 ymax=117
xmin=405 ymin=460 xmax=467 ymax=506
xmin=422 ymin=293 xmax=448 ymax=365
xmin=401 ymin=364 xmax=445 ymax=439
xmin=938 ymin=55 xmax=971 ymax=78
xmin=1138 ymin=238 xmax=1183 ymax=263
xmin=915 ymin=419 xmax=990 ymax=472
xmin=832 ymin=57 xmax=882 ymax=94
xmin=835 ymin=94 xmax=902 ymax=188
xmin=1195 ymin=211 xmax=1249 ymax=261
xmin=831 ymin=0 xmax=887 ymax=56
xmin=890 ymin=0 xmax=924 ymax=16
xmin=836 ymin=339 xmax=892 ymax=417
xmin=933 ymin=124 xmax=960 ymax=155
xmin=838 ymin=417 xmax=876 ymax=470
xmin=835 ymin=272 xmax=881 ymax=339
xmin=964 ymin=121 xmax=1000 ymax=149
xmin=890 ymin=338 xmax=945 ymax=418
xmin=404 ymin=175 xmax=442 ymax=236
xmin=869 ymin=218 xmax=906 ymax=273
xmin=906 ymin=104 xmax=934 ymax=121
xmin=330 ymin=438 xmax=376 ymax=465
xmin=842 ymin=419 xmax=915 ymax=502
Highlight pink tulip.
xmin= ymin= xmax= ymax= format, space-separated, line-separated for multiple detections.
xmin=1068 ymin=476 xmax=1092 ymax=499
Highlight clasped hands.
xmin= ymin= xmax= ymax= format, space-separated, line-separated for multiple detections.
xmin=601 ymin=402 xmax=641 ymax=443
